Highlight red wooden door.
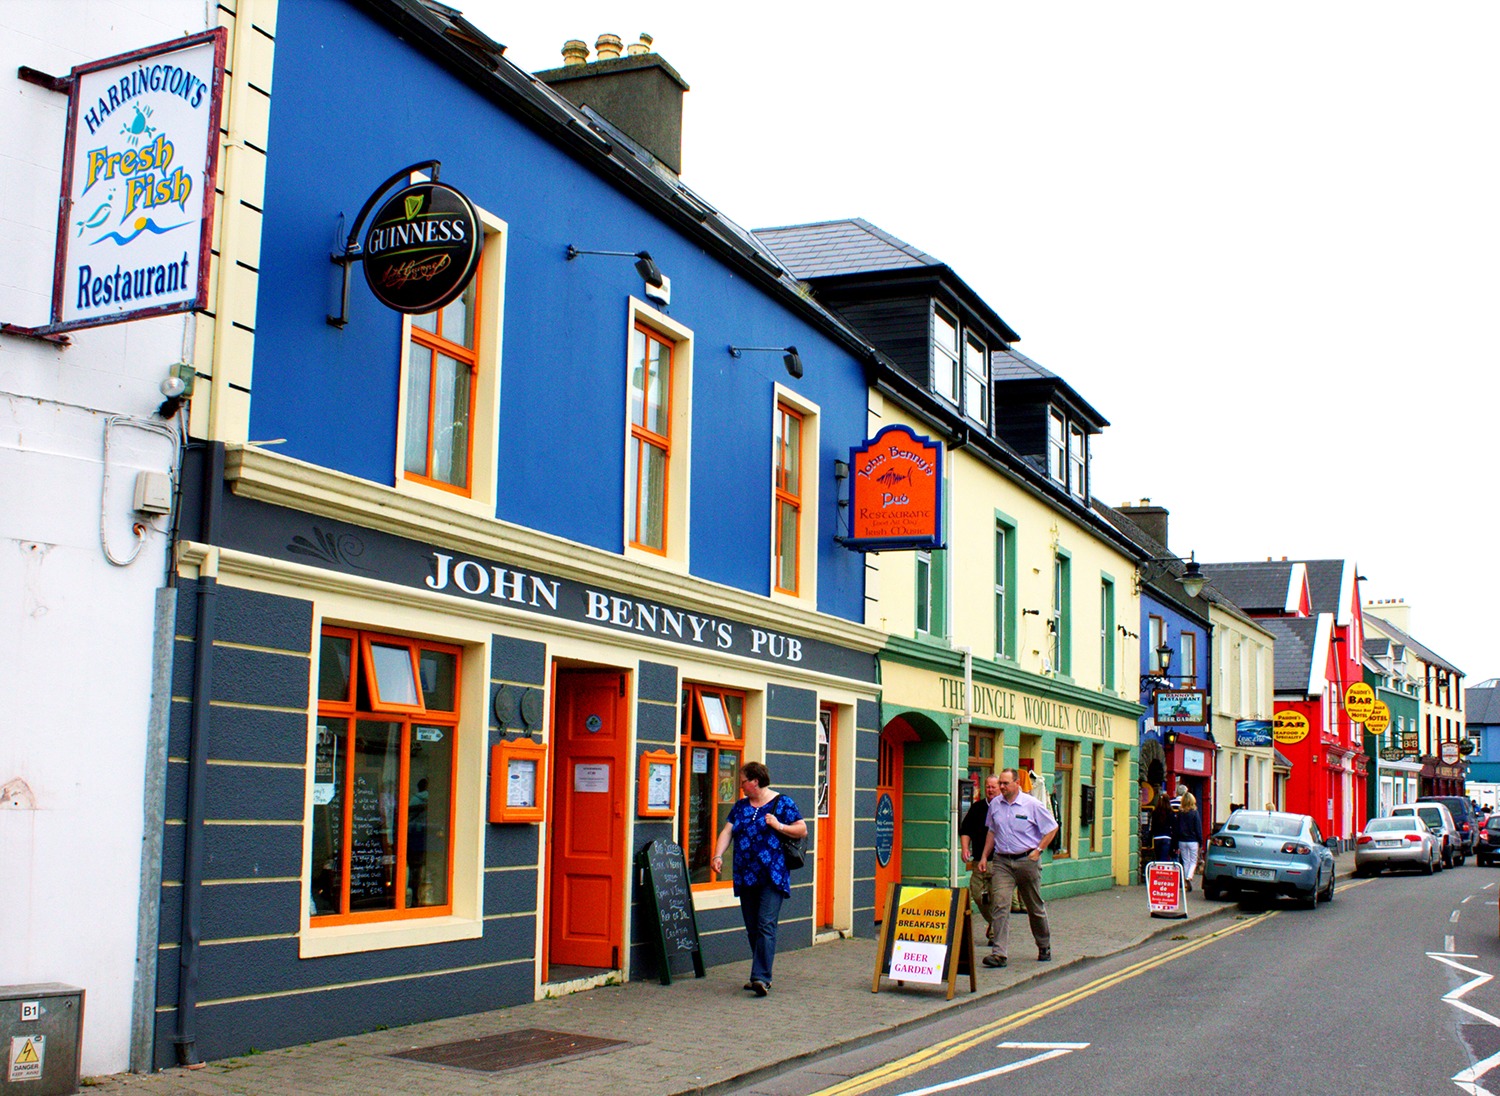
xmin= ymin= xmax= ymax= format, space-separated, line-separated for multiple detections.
xmin=547 ymin=670 xmax=627 ymax=971
xmin=873 ymin=725 xmax=906 ymax=922
xmin=816 ymin=705 xmax=838 ymax=928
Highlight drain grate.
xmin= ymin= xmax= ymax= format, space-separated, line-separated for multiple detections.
xmin=391 ymin=1027 xmax=628 ymax=1074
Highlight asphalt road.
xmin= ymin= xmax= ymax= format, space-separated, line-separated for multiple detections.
xmin=736 ymin=864 xmax=1500 ymax=1096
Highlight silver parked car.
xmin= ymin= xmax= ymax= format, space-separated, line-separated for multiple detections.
xmin=1391 ymin=802 xmax=1462 ymax=868
xmin=1203 ymin=810 xmax=1337 ymax=908
xmin=1354 ymin=815 xmax=1442 ymax=876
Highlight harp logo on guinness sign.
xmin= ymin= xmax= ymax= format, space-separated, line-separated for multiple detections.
xmin=362 ymin=182 xmax=482 ymax=314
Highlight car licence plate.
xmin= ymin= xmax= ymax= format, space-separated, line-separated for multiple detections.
xmin=1376 ymin=840 xmax=1399 ymax=848
xmin=1236 ymin=867 xmax=1276 ymax=881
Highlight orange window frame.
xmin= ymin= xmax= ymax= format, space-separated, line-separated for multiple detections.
xmin=313 ymin=626 xmax=462 ymax=926
xmin=679 ymin=683 xmax=746 ymax=890
xmin=404 ymin=264 xmax=482 ymax=497
xmin=773 ymin=402 xmax=803 ymax=595
xmin=628 ymin=323 xmax=673 ymax=555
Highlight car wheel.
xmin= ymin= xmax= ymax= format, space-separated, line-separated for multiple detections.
xmin=1202 ymin=880 xmax=1221 ymax=900
xmin=1300 ymin=887 xmax=1318 ymax=910
xmin=1423 ymin=854 xmax=1435 ymax=875
xmin=1321 ymin=872 xmax=1335 ymax=903
xmin=1353 ymin=867 xmax=1367 ymax=878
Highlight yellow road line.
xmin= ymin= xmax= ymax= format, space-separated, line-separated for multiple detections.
xmin=811 ymin=912 xmax=1277 ymax=1096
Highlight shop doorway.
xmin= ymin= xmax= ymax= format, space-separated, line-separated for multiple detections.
xmin=874 ymin=721 xmax=917 ymax=921
xmin=545 ymin=668 xmax=628 ymax=978
xmin=816 ymin=705 xmax=838 ymax=929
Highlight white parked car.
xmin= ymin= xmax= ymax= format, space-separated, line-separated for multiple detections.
xmin=1354 ymin=816 xmax=1442 ymax=876
xmin=1390 ymin=802 xmax=1462 ymax=868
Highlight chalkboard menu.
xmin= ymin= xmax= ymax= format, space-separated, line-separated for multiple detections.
xmin=637 ymin=839 xmax=705 ymax=985
xmin=349 ymin=772 xmax=392 ymax=909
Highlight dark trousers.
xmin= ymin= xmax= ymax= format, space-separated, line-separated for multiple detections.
xmin=739 ymin=883 xmax=785 ymax=984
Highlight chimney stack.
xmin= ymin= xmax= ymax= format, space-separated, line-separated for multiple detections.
xmin=536 ymin=33 xmax=689 ymax=175
xmin=1117 ymin=499 xmax=1169 ymax=551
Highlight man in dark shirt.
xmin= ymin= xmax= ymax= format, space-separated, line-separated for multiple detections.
xmin=960 ymin=774 xmax=1001 ymax=944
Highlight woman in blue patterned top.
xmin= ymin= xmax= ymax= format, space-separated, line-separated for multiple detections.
xmin=710 ymin=761 xmax=806 ymax=997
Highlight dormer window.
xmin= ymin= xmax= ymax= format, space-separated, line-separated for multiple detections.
xmin=963 ymin=334 xmax=988 ymax=426
xmin=1047 ymin=410 xmax=1066 ymax=482
xmin=1067 ymin=423 xmax=1086 ymax=498
xmin=1045 ymin=408 xmax=1089 ymax=499
xmin=932 ymin=305 xmax=960 ymax=404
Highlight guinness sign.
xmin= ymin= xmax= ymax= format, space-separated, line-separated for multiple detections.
xmin=362 ymin=182 xmax=482 ymax=314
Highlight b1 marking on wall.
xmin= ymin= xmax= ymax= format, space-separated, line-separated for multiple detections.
xmin=8 ymin=1035 xmax=44 ymax=1082
xmin=19 ymin=1001 xmax=39 ymax=1022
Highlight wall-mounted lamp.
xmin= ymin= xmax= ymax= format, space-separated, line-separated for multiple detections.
xmin=834 ymin=460 xmax=849 ymax=481
xmin=1135 ymin=552 xmax=1207 ymax=599
xmin=729 ymin=344 xmax=803 ymax=379
xmin=1141 ymin=642 xmax=1195 ymax=690
xmin=566 ymin=244 xmax=663 ymax=287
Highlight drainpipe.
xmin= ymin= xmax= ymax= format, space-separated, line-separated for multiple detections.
xmin=174 ymin=441 xmax=224 ymax=1065
xmin=951 ymin=647 xmax=973 ymax=886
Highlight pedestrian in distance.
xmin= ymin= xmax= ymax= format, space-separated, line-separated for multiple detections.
xmin=1175 ymin=790 xmax=1203 ymax=891
xmin=960 ymin=774 xmax=1002 ymax=945
xmin=710 ymin=761 xmax=807 ymax=998
xmin=977 ymin=767 xmax=1059 ymax=968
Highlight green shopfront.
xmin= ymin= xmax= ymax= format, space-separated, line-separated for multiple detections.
xmin=874 ymin=637 xmax=1143 ymax=913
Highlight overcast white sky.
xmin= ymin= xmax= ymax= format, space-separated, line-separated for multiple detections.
xmin=466 ymin=1 xmax=1500 ymax=680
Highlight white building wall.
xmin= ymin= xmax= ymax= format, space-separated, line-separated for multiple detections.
xmin=1 ymin=0 xmax=205 ymax=1075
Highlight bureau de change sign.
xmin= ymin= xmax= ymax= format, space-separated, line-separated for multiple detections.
xmin=48 ymin=29 xmax=227 ymax=333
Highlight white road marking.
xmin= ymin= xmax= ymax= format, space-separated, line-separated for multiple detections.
xmin=1464 ymin=896 xmax=1475 ymax=904
xmin=1446 ymin=936 xmax=1457 ymax=953
xmin=1486 ymin=882 xmax=1496 ymax=891
xmin=1428 ymin=953 xmax=1500 ymax=1095
xmin=895 ymin=1043 xmax=1090 ymax=1096
xmin=1454 ymin=911 xmax=1464 ymax=923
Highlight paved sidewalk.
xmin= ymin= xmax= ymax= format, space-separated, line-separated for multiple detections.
xmin=91 ymin=855 xmax=1353 ymax=1096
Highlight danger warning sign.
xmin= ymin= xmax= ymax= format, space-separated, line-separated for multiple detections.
xmin=8 ymin=1034 xmax=44 ymax=1082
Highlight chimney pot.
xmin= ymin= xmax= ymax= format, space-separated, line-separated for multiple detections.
xmin=561 ymin=39 xmax=589 ymax=66
xmin=626 ymin=33 xmax=653 ymax=57
xmin=595 ymin=33 xmax=623 ymax=60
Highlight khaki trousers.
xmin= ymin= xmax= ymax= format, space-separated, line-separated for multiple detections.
xmin=987 ymin=855 xmax=1050 ymax=957
xmin=967 ymin=863 xmax=996 ymax=940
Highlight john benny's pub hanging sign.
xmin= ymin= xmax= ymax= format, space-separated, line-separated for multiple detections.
xmin=47 ymin=29 xmax=226 ymax=333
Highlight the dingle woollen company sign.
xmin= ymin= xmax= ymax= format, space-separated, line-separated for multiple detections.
xmin=362 ymin=182 xmax=482 ymax=314
xmin=846 ymin=424 xmax=944 ymax=550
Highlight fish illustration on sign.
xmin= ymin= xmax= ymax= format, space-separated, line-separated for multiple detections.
xmin=76 ymin=197 xmax=113 ymax=236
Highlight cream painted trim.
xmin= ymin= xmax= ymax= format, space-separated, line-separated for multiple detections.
xmin=194 ymin=0 xmax=277 ymax=444
xmin=392 ymin=207 xmax=508 ymax=518
xmin=692 ymin=888 xmax=740 ymax=913
xmin=221 ymin=447 xmax=886 ymax=655
xmin=1308 ymin=612 xmax=1334 ymax=696
xmin=623 ymin=297 xmax=693 ymax=575
xmin=769 ymin=382 xmax=820 ymax=611
xmin=1287 ymin=562 xmax=1309 ymax=614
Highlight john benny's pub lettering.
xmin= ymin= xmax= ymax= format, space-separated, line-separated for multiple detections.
xmin=425 ymin=551 xmax=806 ymax=663
xmin=938 ymin=676 xmax=1116 ymax=737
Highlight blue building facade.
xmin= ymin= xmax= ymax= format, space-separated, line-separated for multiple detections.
xmin=155 ymin=0 xmax=886 ymax=1065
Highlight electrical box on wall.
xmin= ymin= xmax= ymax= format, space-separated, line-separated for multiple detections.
xmin=0 ymin=984 xmax=83 ymax=1096
xmin=132 ymin=470 xmax=173 ymax=514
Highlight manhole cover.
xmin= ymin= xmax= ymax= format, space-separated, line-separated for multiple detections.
xmin=391 ymin=1027 xmax=628 ymax=1074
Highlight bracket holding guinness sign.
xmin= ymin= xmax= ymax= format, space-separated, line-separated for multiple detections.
xmin=2 ymin=28 xmax=227 ymax=343
xmin=841 ymin=424 xmax=944 ymax=552
xmin=327 ymin=161 xmax=483 ymax=327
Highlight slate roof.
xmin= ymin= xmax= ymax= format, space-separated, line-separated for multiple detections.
xmin=752 ymin=218 xmax=941 ymax=280
xmin=1258 ymin=616 xmax=1321 ymax=695
xmin=1302 ymin=559 xmax=1348 ymax=616
xmin=990 ymin=348 xmax=1059 ymax=383
xmin=1364 ymin=637 xmax=1389 ymax=657
xmin=1467 ymin=683 xmax=1500 ymax=726
xmin=1195 ymin=561 xmax=1297 ymax=615
xmin=1364 ymin=613 xmax=1464 ymax=677
xmin=1092 ymin=503 xmax=1262 ymax=630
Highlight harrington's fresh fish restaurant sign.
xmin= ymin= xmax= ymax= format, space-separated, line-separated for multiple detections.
xmin=52 ymin=29 xmax=226 ymax=331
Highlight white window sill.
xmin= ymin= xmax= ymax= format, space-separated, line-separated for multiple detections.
xmin=299 ymin=913 xmax=482 ymax=958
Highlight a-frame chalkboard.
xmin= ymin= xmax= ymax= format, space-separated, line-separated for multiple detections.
xmin=637 ymin=839 xmax=705 ymax=985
